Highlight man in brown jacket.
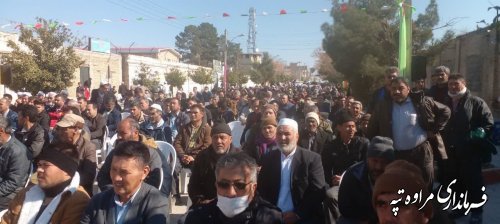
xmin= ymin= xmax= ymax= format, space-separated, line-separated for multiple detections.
xmin=53 ymin=114 xmax=97 ymax=196
xmin=174 ymin=103 xmax=212 ymax=167
xmin=0 ymin=143 xmax=90 ymax=224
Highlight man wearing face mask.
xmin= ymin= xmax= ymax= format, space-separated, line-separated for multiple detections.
xmin=258 ymin=118 xmax=326 ymax=224
xmin=185 ymin=153 xmax=282 ymax=224
xmin=441 ymin=74 xmax=494 ymax=223
xmin=188 ymin=123 xmax=241 ymax=205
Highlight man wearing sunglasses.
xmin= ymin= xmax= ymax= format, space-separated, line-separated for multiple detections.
xmin=185 ymin=153 xmax=282 ymax=224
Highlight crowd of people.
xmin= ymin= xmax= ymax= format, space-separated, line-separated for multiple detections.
xmin=0 ymin=65 xmax=496 ymax=224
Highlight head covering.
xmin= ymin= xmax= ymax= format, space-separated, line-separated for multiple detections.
xmin=56 ymin=114 xmax=85 ymax=128
xmin=150 ymin=104 xmax=162 ymax=112
xmin=278 ymin=118 xmax=298 ymax=132
xmin=366 ymin=136 xmax=395 ymax=161
xmin=36 ymin=91 xmax=45 ymax=97
xmin=335 ymin=111 xmax=355 ymax=125
xmin=211 ymin=123 xmax=232 ymax=136
xmin=373 ymin=160 xmax=433 ymax=219
xmin=47 ymin=92 xmax=57 ymax=98
xmin=305 ymin=112 xmax=320 ymax=125
xmin=260 ymin=117 xmax=277 ymax=127
xmin=37 ymin=147 xmax=79 ymax=176
xmin=100 ymin=80 xmax=109 ymax=85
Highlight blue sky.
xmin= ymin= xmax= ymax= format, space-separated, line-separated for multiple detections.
xmin=1 ymin=0 xmax=500 ymax=68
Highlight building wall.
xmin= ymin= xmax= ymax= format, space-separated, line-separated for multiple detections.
xmin=72 ymin=49 xmax=122 ymax=98
xmin=123 ymin=54 xmax=213 ymax=95
xmin=435 ymin=29 xmax=497 ymax=107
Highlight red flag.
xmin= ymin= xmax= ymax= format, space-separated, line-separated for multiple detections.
xmin=167 ymin=16 xmax=176 ymax=20
xmin=34 ymin=23 xmax=42 ymax=29
xmin=222 ymin=12 xmax=230 ymax=17
xmin=279 ymin=9 xmax=287 ymax=15
xmin=75 ymin=21 xmax=84 ymax=26
xmin=340 ymin=3 xmax=348 ymax=13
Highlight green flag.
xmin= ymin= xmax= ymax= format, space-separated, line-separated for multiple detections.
xmin=398 ymin=0 xmax=412 ymax=80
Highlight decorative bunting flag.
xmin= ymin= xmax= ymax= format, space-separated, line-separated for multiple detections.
xmin=1 ymin=8 xmax=333 ymax=30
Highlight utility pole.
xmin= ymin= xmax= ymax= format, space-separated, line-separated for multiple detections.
xmin=223 ymin=29 xmax=228 ymax=93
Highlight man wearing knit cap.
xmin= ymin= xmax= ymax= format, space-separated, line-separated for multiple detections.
xmin=53 ymin=114 xmax=97 ymax=196
xmin=1 ymin=143 xmax=90 ymax=223
xmin=258 ymin=118 xmax=326 ymax=224
xmin=188 ymin=122 xmax=241 ymax=205
xmin=322 ymin=111 xmax=368 ymax=223
xmin=373 ymin=160 xmax=433 ymax=224
xmin=337 ymin=136 xmax=395 ymax=223
xmin=298 ymin=112 xmax=332 ymax=154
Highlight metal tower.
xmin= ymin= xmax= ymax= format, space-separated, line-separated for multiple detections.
xmin=247 ymin=7 xmax=257 ymax=53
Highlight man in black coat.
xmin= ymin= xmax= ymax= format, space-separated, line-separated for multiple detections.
xmin=258 ymin=118 xmax=326 ymax=224
xmin=0 ymin=116 xmax=31 ymax=209
xmin=14 ymin=104 xmax=48 ymax=159
xmin=185 ymin=153 xmax=282 ymax=224
xmin=441 ymin=74 xmax=494 ymax=222
xmin=337 ymin=136 xmax=395 ymax=224
xmin=103 ymin=96 xmax=121 ymax=137
xmin=188 ymin=123 xmax=241 ymax=205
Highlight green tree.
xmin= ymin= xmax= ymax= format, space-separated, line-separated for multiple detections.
xmin=227 ymin=69 xmax=249 ymax=87
xmin=165 ymin=68 xmax=186 ymax=89
xmin=273 ymin=73 xmax=294 ymax=84
xmin=4 ymin=18 xmax=83 ymax=93
xmin=175 ymin=23 xmax=219 ymax=67
xmin=250 ymin=53 xmax=275 ymax=85
xmin=322 ymin=0 xmax=451 ymax=102
xmin=313 ymin=48 xmax=343 ymax=82
xmin=189 ymin=67 xmax=213 ymax=85
xmin=133 ymin=63 xmax=160 ymax=91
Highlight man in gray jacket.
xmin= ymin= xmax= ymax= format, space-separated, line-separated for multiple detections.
xmin=81 ymin=141 xmax=169 ymax=224
xmin=0 ymin=116 xmax=31 ymax=209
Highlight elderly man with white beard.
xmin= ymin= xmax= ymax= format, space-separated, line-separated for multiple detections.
xmin=257 ymin=118 xmax=327 ymax=224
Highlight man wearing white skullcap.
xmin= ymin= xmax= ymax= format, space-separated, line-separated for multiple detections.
xmin=257 ymin=118 xmax=327 ymax=223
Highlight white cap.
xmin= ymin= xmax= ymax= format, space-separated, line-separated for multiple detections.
xmin=150 ymin=104 xmax=162 ymax=112
xmin=100 ymin=80 xmax=109 ymax=85
xmin=278 ymin=118 xmax=298 ymax=132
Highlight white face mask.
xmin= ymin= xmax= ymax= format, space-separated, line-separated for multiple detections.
xmin=216 ymin=195 xmax=250 ymax=218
